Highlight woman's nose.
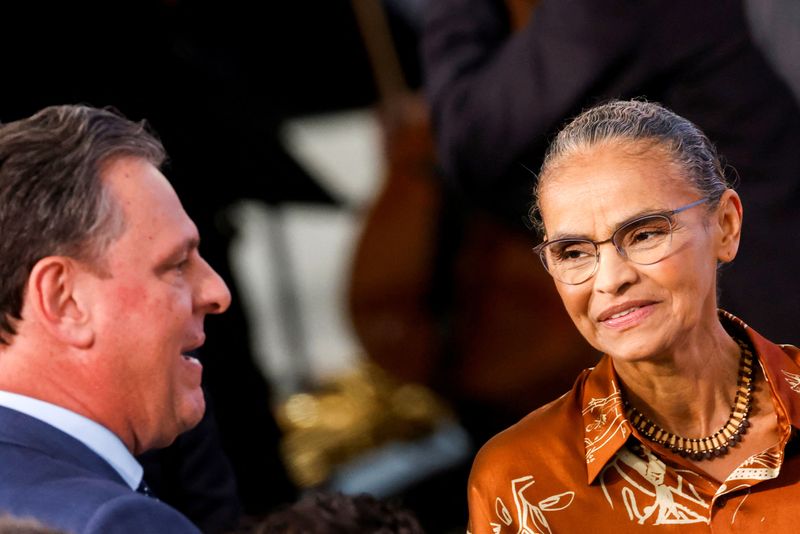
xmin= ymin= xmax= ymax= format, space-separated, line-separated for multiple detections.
xmin=592 ymin=243 xmax=638 ymax=294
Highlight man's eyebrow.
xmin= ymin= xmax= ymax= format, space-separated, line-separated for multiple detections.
xmin=175 ymin=237 xmax=200 ymax=255
xmin=546 ymin=207 xmax=667 ymax=241
xmin=159 ymin=237 xmax=200 ymax=265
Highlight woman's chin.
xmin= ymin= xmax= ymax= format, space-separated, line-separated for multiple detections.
xmin=594 ymin=331 xmax=665 ymax=363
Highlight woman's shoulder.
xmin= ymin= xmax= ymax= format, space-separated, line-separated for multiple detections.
xmin=779 ymin=343 xmax=800 ymax=359
xmin=470 ymin=367 xmax=594 ymax=479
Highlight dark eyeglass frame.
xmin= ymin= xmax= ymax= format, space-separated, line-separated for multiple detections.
xmin=533 ymin=198 xmax=709 ymax=285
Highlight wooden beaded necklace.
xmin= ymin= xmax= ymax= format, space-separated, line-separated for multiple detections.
xmin=624 ymin=336 xmax=754 ymax=461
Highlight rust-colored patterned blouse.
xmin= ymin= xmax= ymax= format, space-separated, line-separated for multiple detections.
xmin=467 ymin=313 xmax=800 ymax=533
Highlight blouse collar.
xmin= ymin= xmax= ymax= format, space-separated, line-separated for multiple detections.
xmin=581 ymin=310 xmax=800 ymax=484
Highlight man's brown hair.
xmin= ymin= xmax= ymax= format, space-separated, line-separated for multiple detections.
xmin=0 ymin=105 xmax=166 ymax=342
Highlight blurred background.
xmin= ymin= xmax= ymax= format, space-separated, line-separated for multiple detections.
xmin=2 ymin=1 xmax=799 ymax=533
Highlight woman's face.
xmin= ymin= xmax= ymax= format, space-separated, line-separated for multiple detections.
xmin=538 ymin=141 xmax=741 ymax=363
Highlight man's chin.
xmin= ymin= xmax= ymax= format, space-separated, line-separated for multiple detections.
xmin=141 ymin=394 xmax=207 ymax=452
xmin=180 ymin=393 xmax=207 ymax=433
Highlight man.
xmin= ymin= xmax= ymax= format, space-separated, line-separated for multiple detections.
xmin=0 ymin=105 xmax=231 ymax=533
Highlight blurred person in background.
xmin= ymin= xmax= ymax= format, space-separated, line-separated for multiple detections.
xmin=745 ymin=0 xmax=800 ymax=103
xmin=255 ymin=491 xmax=425 ymax=534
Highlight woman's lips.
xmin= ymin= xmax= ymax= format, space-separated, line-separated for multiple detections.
xmin=597 ymin=301 xmax=657 ymax=329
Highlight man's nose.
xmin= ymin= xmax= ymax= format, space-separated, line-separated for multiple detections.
xmin=197 ymin=258 xmax=232 ymax=314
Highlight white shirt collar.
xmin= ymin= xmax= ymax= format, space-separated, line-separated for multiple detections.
xmin=0 ymin=390 xmax=143 ymax=490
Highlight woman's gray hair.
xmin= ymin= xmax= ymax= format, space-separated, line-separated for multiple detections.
xmin=531 ymin=99 xmax=732 ymax=232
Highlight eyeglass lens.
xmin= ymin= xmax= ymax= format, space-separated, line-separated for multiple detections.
xmin=541 ymin=214 xmax=674 ymax=284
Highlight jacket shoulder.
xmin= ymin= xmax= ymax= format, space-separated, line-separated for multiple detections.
xmin=85 ymin=493 xmax=201 ymax=534
xmin=0 ymin=428 xmax=199 ymax=533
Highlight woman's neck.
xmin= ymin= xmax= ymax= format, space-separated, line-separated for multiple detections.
xmin=613 ymin=319 xmax=742 ymax=438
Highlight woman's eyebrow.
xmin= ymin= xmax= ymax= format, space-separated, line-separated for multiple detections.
xmin=546 ymin=207 xmax=668 ymax=241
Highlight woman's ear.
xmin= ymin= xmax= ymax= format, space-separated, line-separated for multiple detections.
xmin=27 ymin=257 xmax=94 ymax=348
xmin=715 ymin=189 xmax=743 ymax=264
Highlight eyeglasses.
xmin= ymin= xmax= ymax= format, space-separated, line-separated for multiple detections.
xmin=533 ymin=198 xmax=709 ymax=285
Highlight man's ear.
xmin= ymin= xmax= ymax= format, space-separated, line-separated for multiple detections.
xmin=716 ymin=189 xmax=743 ymax=264
xmin=27 ymin=257 xmax=94 ymax=348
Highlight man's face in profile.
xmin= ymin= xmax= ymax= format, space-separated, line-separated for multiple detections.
xmin=78 ymin=156 xmax=231 ymax=453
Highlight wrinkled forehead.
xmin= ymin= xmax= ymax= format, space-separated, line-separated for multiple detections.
xmin=541 ymin=138 xmax=685 ymax=187
xmin=101 ymin=156 xmax=180 ymax=211
xmin=540 ymin=140 xmax=696 ymax=198
xmin=100 ymin=156 xmax=197 ymax=247
xmin=537 ymin=140 xmax=696 ymax=236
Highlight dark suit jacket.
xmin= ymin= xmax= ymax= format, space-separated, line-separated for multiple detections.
xmin=0 ymin=406 xmax=200 ymax=534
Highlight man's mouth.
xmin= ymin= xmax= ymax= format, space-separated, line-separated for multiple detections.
xmin=181 ymin=349 xmax=201 ymax=363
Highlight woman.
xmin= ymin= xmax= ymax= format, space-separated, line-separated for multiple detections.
xmin=466 ymin=100 xmax=800 ymax=533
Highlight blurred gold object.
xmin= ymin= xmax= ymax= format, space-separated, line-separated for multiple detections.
xmin=275 ymin=360 xmax=453 ymax=488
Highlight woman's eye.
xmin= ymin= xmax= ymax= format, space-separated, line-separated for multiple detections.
xmin=560 ymin=249 xmax=587 ymax=259
xmin=623 ymin=219 xmax=671 ymax=246
xmin=553 ymin=243 xmax=593 ymax=262
xmin=631 ymin=229 xmax=661 ymax=242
